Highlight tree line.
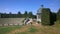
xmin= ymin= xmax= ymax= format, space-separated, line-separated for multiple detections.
xmin=0 ymin=11 xmax=36 ymax=18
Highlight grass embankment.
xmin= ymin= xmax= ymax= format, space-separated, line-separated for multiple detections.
xmin=0 ymin=26 xmax=22 ymax=34
xmin=15 ymin=24 xmax=60 ymax=34
xmin=0 ymin=22 xmax=60 ymax=34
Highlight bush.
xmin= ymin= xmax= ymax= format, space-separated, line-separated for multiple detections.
xmin=57 ymin=9 xmax=60 ymax=20
xmin=41 ymin=8 xmax=51 ymax=25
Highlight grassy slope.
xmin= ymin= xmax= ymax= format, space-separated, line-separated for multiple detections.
xmin=0 ymin=26 xmax=22 ymax=34
xmin=0 ymin=23 xmax=60 ymax=34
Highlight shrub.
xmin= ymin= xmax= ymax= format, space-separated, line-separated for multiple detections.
xmin=41 ymin=8 xmax=51 ymax=25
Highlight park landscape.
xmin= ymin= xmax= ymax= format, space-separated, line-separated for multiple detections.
xmin=0 ymin=8 xmax=60 ymax=34
xmin=0 ymin=0 xmax=60 ymax=34
xmin=0 ymin=6 xmax=60 ymax=34
xmin=0 ymin=5 xmax=60 ymax=34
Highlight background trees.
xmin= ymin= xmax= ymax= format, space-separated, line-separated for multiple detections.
xmin=28 ymin=12 xmax=33 ymax=18
xmin=23 ymin=11 xmax=28 ymax=18
xmin=56 ymin=9 xmax=60 ymax=24
xmin=17 ymin=11 xmax=22 ymax=18
xmin=50 ymin=12 xmax=56 ymax=25
xmin=57 ymin=9 xmax=60 ymax=20
xmin=0 ymin=11 xmax=36 ymax=18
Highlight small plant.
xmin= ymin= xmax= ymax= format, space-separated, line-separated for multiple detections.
xmin=16 ymin=32 xmax=27 ymax=34
xmin=28 ymin=27 xmax=38 ymax=33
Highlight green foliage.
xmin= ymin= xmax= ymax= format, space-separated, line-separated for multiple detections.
xmin=28 ymin=12 xmax=33 ymax=18
xmin=18 ymin=11 xmax=21 ymax=14
xmin=0 ymin=11 xmax=36 ymax=18
xmin=56 ymin=20 xmax=60 ymax=24
xmin=9 ymin=12 xmax=12 ymax=14
xmin=50 ymin=12 xmax=56 ymax=25
xmin=23 ymin=11 xmax=28 ymax=18
xmin=57 ymin=9 xmax=60 ymax=20
xmin=41 ymin=8 xmax=51 ymax=25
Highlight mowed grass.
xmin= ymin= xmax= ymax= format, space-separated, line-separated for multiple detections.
xmin=0 ymin=26 xmax=22 ymax=34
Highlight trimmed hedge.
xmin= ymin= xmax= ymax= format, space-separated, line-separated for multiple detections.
xmin=41 ymin=8 xmax=51 ymax=25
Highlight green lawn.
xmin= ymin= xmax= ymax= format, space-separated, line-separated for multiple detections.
xmin=0 ymin=26 xmax=22 ymax=34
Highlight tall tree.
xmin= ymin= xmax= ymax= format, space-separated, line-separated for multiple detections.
xmin=18 ymin=11 xmax=21 ymax=14
xmin=50 ymin=12 xmax=56 ymax=25
xmin=23 ymin=11 xmax=28 ymax=18
xmin=9 ymin=12 xmax=12 ymax=18
xmin=28 ymin=12 xmax=33 ymax=18
xmin=17 ymin=11 xmax=22 ymax=18
xmin=9 ymin=12 xmax=12 ymax=14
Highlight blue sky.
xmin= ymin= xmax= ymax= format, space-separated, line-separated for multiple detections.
xmin=0 ymin=0 xmax=60 ymax=15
